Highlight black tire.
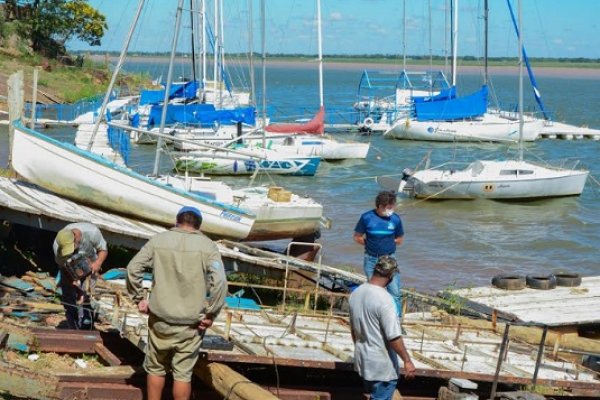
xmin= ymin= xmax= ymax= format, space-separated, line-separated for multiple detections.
xmin=553 ymin=271 xmax=582 ymax=287
xmin=491 ymin=274 xmax=526 ymax=290
xmin=526 ymin=274 xmax=557 ymax=290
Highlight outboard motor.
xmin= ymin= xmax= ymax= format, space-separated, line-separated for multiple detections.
xmin=397 ymin=167 xmax=414 ymax=192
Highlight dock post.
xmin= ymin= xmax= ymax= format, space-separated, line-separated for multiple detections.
xmin=7 ymin=71 xmax=24 ymax=170
xmin=531 ymin=325 xmax=549 ymax=389
xmin=490 ymin=322 xmax=510 ymax=400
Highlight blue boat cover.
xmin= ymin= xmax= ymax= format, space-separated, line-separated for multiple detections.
xmin=148 ymin=104 xmax=256 ymax=127
xmin=140 ymin=81 xmax=200 ymax=105
xmin=414 ymin=85 xmax=488 ymax=121
xmin=413 ymin=86 xmax=457 ymax=103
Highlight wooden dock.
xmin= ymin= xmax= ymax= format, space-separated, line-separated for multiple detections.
xmin=445 ymin=277 xmax=600 ymax=327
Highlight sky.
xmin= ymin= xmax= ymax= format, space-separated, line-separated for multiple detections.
xmin=68 ymin=0 xmax=600 ymax=59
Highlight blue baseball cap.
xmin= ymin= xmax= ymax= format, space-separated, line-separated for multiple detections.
xmin=177 ymin=206 xmax=202 ymax=218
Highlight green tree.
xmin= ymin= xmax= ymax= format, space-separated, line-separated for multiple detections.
xmin=20 ymin=0 xmax=106 ymax=58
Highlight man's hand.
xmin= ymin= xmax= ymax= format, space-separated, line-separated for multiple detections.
xmin=137 ymin=299 xmax=149 ymax=314
xmin=198 ymin=316 xmax=214 ymax=332
xmin=402 ymin=360 xmax=416 ymax=379
xmin=90 ymin=259 xmax=102 ymax=274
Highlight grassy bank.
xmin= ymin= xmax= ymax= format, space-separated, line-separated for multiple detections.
xmin=0 ymin=52 xmax=152 ymax=104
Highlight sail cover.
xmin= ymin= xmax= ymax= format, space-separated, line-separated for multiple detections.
xmin=140 ymin=81 xmax=200 ymax=105
xmin=414 ymin=85 xmax=488 ymax=121
xmin=147 ymin=104 xmax=256 ymax=127
xmin=265 ymin=106 xmax=325 ymax=135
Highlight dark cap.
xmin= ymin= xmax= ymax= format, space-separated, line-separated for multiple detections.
xmin=374 ymin=255 xmax=398 ymax=275
xmin=177 ymin=206 xmax=202 ymax=218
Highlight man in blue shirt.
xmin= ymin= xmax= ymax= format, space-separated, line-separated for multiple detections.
xmin=354 ymin=191 xmax=404 ymax=318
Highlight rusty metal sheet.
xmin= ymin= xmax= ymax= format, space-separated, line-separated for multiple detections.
xmin=58 ymin=382 xmax=142 ymax=400
xmin=94 ymin=343 xmax=122 ymax=366
xmin=30 ymin=328 xmax=101 ymax=353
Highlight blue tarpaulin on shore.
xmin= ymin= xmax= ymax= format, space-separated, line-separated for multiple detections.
xmin=414 ymin=85 xmax=488 ymax=121
xmin=148 ymin=104 xmax=256 ymax=127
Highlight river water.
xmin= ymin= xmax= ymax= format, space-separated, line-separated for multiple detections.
xmin=2 ymin=61 xmax=599 ymax=293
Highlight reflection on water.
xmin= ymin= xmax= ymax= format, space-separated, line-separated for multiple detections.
xmin=1 ymin=66 xmax=600 ymax=293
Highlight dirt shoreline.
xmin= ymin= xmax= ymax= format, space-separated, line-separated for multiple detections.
xmin=91 ymin=54 xmax=600 ymax=79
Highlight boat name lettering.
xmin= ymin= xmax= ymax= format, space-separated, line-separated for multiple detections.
xmin=220 ymin=210 xmax=242 ymax=222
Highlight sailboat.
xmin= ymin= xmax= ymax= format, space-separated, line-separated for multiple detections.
xmin=379 ymin=0 xmax=588 ymax=200
xmin=258 ymin=0 xmax=370 ymax=160
xmin=383 ymin=0 xmax=543 ymax=143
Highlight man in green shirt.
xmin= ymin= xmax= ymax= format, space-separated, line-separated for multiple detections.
xmin=127 ymin=206 xmax=227 ymax=400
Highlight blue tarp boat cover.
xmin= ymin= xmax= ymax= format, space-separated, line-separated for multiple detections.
xmin=414 ymin=85 xmax=488 ymax=121
xmin=413 ymin=86 xmax=457 ymax=103
xmin=148 ymin=104 xmax=256 ymax=127
xmin=140 ymin=81 xmax=200 ymax=105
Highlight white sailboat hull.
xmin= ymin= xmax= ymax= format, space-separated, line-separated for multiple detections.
xmin=408 ymin=160 xmax=588 ymax=199
xmin=157 ymin=176 xmax=323 ymax=241
xmin=11 ymin=121 xmax=254 ymax=239
xmin=384 ymin=114 xmax=543 ymax=142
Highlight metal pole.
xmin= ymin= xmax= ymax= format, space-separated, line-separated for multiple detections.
xmin=30 ymin=67 xmax=39 ymax=129
xmin=316 ymin=0 xmax=324 ymax=108
xmin=531 ymin=325 xmax=549 ymax=389
xmin=87 ymin=0 xmax=145 ymax=151
xmin=260 ymin=0 xmax=266 ymax=148
xmin=517 ymin=0 xmax=524 ymax=161
xmin=152 ymin=0 xmax=185 ymax=176
xmin=248 ymin=0 xmax=255 ymax=107
xmin=490 ymin=323 xmax=510 ymax=400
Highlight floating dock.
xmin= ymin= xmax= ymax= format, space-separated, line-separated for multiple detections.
xmin=445 ymin=277 xmax=600 ymax=328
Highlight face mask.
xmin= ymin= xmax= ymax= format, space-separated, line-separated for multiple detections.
xmin=382 ymin=209 xmax=394 ymax=217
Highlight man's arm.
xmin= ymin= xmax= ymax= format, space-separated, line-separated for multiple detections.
xmin=200 ymin=247 xmax=228 ymax=331
xmin=126 ymin=241 xmax=153 ymax=308
xmin=394 ymin=236 xmax=404 ymax=246
xmin=390 ymin=337 xmax=416 ymax=379
xmin=353 ymin=232 xmax=365 ymax=245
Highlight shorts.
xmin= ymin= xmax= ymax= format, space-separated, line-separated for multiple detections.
xmin=144 ymin=313 xmax=202 ymax=382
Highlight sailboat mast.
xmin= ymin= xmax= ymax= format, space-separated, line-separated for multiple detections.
xmin=201 ymin=0 xmax=207 ymax=100
xmin=260 ymin=0 xmax=266 ymax=126
xmin=152 ymin=0 xmax=185 ymax=176
xmin=248 ymin=0 xmax=255 ymax=107
xmin=213 ymin=0 xmax=219 ymax=104
xmin=517 ymin=0 xmax=524 ymax=161
xmin=483 ymin=0 xmax=489 ymax=85
xmin=190 ymin=0 xmax=197 ymax=83
xmin=317 ymin=0 xmax=324 ymax=108
xmin=451 ymin=0 xmax=458 ymax=87
xmin=87 ymin=0 xmax=145 ymax=151
xmin=402 ymin=0 xmax=406 ymax=71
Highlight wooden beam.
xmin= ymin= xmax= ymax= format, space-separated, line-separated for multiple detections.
xmin=443 ymin=315 xmax=600 ymax=354
xmin=194 ymin=361 xmax=279 ymax=400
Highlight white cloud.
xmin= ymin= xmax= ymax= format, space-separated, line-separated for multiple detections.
xmin=553 ymin=38 xmax=564 ymax=45
xmin=330 ymin=12 xmax=343 ymax=21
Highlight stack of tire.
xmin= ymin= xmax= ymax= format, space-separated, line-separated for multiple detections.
xmin=491 ymin=271 xmax=582 ymax=290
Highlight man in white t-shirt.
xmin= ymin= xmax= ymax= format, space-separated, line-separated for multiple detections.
xmin=349 ymin=255 xmax=415 ymax=400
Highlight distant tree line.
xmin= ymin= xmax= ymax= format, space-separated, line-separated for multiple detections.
xmin=73 ymin=50 xmax=600 ymax=64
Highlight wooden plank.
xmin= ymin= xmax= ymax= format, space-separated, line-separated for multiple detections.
xmin=0 ymin=360 xmax=60 ymax=399
xmin=194 ymin=361 xmax=279 ymax=400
